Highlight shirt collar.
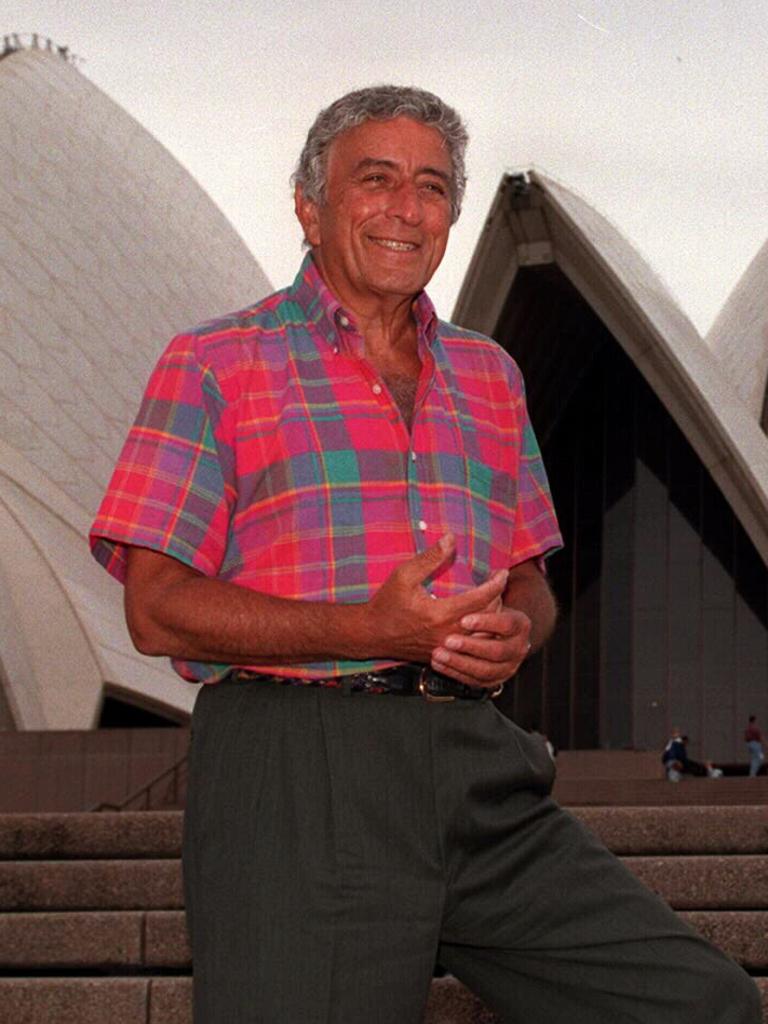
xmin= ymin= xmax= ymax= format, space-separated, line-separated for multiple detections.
xmin=290 ymin=251 xmax=439 ymax=350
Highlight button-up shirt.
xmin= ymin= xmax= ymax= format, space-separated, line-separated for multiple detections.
xmin=90 ymin=254 xmax=562 ymax=682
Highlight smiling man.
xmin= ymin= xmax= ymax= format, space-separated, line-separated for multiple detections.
xmin=90 ymin=86 xmax=760 ymax=1023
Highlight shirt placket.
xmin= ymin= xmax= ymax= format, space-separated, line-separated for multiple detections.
xmin=334 ymin=309 xmax=436 ymax=579
xmin=407 ymin=348 xmax=437 ymax=566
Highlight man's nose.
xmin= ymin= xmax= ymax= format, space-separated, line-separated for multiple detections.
xmin=386 ymin=182 xmax=423 ymax=224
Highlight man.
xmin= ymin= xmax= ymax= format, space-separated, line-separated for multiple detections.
xmin=745 ymin=715 xmax=764 ymax=777
xmin=663 ymin=727 xmax=723 ymax=781
xmin=91 ymin=86 xmax=760 ymax=1023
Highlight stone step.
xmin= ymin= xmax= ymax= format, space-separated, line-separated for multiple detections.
xmin=2 ymin=854 xmax=766 ymax=912
xmin=624 ymin=855 xmax=768 ymax=910
xmin=0 ymin=974 xmax=764 ymax=1024
xmin=2 ymin=805 xmax=768 ymax=860
xmin=0 ymin=860 xmax=183 ymax=911
xmin=2 ymin=908 xmax=767 ymax=971
xmin=553 ymin=776 xmax=768 ymax=806
xmin=0 ymin=811 xmax=182 ymax=860
xmin=573 ymin=804 xmax=768 ymax=854
xmin=0 ymin=975 xmax=764 ymax=1024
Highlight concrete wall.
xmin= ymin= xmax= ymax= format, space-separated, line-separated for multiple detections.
xmin=0 ymin=729 xmax=189 ymax=812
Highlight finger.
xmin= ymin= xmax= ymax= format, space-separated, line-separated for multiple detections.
xmin=396 ymin=533 xmax=456 ymax=587
xmin=432 ymin=629 xmax=531 ymax=686
xmin=430 ymin=647 xmax=512 ymax=687
xmin=442 ymin=634 xmax=513 ymax=662
xmin=441 ymin=569 xmax=509 ymax=620
xmin=461 ymin=609 xmax=530 ymax=638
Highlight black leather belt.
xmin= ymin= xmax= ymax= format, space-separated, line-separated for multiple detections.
xmin=232 ymin=664 xmax=503 ymax=702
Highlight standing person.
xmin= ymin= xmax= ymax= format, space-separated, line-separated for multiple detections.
xmin=745 ymin=715 xmax=765 ymax=777
xmin=90 ymin=86 xmax=760 ymax=1024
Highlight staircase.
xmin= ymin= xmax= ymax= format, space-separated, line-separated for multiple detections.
xmin=0 ymin=805 xmax=765 ymax=1022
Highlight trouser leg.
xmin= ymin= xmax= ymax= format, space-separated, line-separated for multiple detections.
xmin=183 ymin=681 xmax=445 ymax=1024
xmin=430 ymin=703 xmax=761 ymax=1024
xmin=184 ymin=684 xmax=760 ymax=1023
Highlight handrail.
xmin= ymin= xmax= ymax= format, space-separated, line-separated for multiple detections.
xmin=1 ymin=32 xmax=81 ymax=65
xmin=92 ymin=752 xmax=188 ymax=812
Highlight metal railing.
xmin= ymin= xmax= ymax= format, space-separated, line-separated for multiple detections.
xmin=2 ymin=32 xmax=81 ymax=65
xmin=93 ymin=753 xmax=188 ymax=812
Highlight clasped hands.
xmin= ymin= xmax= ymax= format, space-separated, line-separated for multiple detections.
xmin=366 ymin=532 xmax=532 ymax=689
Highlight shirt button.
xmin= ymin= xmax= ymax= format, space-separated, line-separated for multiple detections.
xmin=338 ymin=313 xmax=350 ymax=328
xmin=410 ymin=451 xmax=417 ymax=462
xmin=332 ymin=345 xmax=339 ymax=355
xmin=372 ymin=383 xmax=382 ymax=395
xmin=418 ymin=520 xmax=428 ymax=531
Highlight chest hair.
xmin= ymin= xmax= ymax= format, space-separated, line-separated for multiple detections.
xmin=382 ymin=372 xmax=419 ymax=430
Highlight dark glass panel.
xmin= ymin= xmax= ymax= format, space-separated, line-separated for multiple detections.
xmin=699 ymin=472 xmax=736 ymax=760
xmin=733 ymin=522 xmax=768 ymax=733
xmin=631 ymin=382 xmax=669 ymax=751
xmin=666 ymin=421 xmax=703 ymax=740
xmin=487 ymin=260 xmax=768 ymax=760
xmin=572 ymin=366 xmax=603 ymax=747
xmin=98 ymin=697 xmax=180 ymax=728
xmin=599 ymin=348 xmax=635 ymax=748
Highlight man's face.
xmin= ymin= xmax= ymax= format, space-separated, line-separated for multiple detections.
xmin=295 ymin=116 xmax=453 ymax=311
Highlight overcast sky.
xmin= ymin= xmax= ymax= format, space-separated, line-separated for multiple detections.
xmin=7 ymin=0 xmax=768 ymax=334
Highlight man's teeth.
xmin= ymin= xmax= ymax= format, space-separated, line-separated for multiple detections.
xmin=372 ymin=238 xmax=416 ymax=251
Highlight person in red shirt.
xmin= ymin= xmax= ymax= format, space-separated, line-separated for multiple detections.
xmin=90 ymin=85 xmax=760 ymax=1024
xmin=745 ymin=715 xmax=765 ymax=776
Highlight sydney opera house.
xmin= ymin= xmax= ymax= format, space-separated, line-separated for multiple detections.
xmin=2 ymin=38 xmax=767 ymax=763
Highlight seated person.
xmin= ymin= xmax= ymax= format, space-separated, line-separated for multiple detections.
xmin=663 ymin=728 xmax=722 ymax=780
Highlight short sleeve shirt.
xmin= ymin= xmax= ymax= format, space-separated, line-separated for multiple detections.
xmin=90 ymin=254 xmax=562 ymax=682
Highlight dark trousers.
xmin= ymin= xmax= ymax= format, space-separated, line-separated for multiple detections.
xmin=183 ymin=679 xmax=761 ymax=1023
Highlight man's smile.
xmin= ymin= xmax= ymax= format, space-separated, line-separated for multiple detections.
xmin=368 ymin=236 xmax=419 ymax=252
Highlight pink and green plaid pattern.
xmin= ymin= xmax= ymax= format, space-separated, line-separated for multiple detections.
xmin=90 ymin=255 xmax=562 ymax=682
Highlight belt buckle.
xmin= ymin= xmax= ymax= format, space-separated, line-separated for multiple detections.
xmin=418 ymin=668 xmax=455 ymax=703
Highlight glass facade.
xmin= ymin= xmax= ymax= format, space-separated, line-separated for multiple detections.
xmin=495 ymin=265 xmax=768 ymax=762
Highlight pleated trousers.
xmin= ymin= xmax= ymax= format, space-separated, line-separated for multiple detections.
xmin=183 ymin=678 xmax=761 ymax=1024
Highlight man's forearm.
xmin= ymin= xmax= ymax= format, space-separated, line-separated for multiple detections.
xmin=126 ymin=567 xmax=372 ymax=666
xmin=502 ymin=561 xmax=558 ymax=650
xmin=123 ymin=538 xmax=510 ymax=669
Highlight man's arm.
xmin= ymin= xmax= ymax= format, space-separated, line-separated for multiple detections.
xmin=429 ymin=559 xmax=557 ymax=687
xmin=123 ymin=534 xmax=510 ymax=669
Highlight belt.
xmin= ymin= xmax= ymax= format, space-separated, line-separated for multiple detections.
xmin=232 ymin=665 xmax=504 ymax=702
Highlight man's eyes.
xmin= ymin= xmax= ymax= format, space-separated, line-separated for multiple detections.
xmin=360 ymin=174 xmax=447 ymax=197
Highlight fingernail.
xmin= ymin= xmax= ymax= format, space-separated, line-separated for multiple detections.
xmin=433 ymin=648 xmax=449 ymax=664
xmin=445 ymin=636 xmax=461 ymax=650
xmin=439 ymin=533 xmax=454 ymax=553
xmin=461 ymin=615 xmax=477 ymax=630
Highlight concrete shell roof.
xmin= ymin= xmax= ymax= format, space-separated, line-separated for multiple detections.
xmin=0 ymin=48 xmax=271 ymax=727
xmin=454 ymin=169 xmax=768 ymax=568
xmin=706 ymin=238 xmax=768 ymax=424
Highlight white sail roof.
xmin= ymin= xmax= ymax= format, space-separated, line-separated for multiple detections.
xmin=0 ymin=47 xmax=271 ymax=727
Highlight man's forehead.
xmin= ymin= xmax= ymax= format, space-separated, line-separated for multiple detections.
xmin=327 ymin=116 xmax=450 ymax=170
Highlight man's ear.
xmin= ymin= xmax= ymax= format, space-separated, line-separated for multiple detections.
xmin=294 ymin=185 xmax=321 ymax=247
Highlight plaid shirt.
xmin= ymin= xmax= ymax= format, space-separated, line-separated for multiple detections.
xmin=90 ymin=254 xmax=562 ymax=682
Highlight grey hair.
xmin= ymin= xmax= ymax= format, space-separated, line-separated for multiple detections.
xmin=293 ymin=85 xmax=468 ymax=223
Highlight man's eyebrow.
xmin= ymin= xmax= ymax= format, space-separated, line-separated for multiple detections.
xmin=352 ymin=157 xmax=450 ymax=182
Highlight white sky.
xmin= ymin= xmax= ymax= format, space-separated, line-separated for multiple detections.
xmin=6 ymin=0 xmax=768 ymax=334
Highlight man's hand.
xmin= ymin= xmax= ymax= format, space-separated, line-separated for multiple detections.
xmin=431 ymin=607 xmax=532 ymax=688
xmin=364 ymin=533 xmax=510 ymax=664
xmin=428 ymin=559 xmax=556 ymax=689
